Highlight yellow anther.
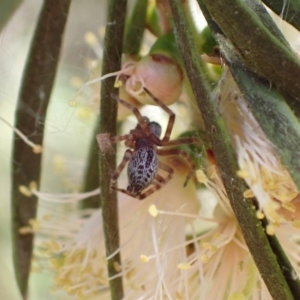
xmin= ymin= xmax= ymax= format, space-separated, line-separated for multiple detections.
xmin=140 ymin=255 xmax=149 ymax=263
xmin=266 ymin=224 xmax=275 ymax=235
xmin=32 ymin=145 xmax=42 ymax=153
xmin=29 ymin=219 xmax=41 ymax=232
xmin=236 ymin=170 xmax=249 ymax=179
xmin=201 ymin=255 xmax=209 ymax=263
xmin=256 ymin=211 xmax=265 ymax=220
xmin=19 ymin=226 xmax=32 ymax=235
xmin=114 ymin=80 xmax=122 ymax=88
xmin=149 ymin=205 xmax=158 ymax=217
xmin=19 ymin=185 xmax=32 ymax=197
xmin=29 ymin=181 xmax=37 ymax=191
xmin=243 ymin=189 xmax=254 ymax=198
xmin=177 ymin=263 xmax=191 ymax=270
xmin=84 ymin=32 xmax=98 ymax=46
xmin=113 ymin=261 xmax=121 ymax=272
xmin=196 ymin=170 xmax=207 ymax=184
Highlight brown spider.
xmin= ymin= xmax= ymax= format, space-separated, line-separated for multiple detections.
xmin=96 ymin=88 xmax=201 ymax=200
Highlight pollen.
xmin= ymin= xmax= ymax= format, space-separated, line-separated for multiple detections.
xmin=114 ymin=80 xmax=123 ymax=88
xmin=243 ymin=189 xmax=254 ymax=198
xmin=29 ymin=181 xmax=38 ymax=191
xmin=33 ymin=144 xmax=43 ymax=153
xmin=77 ymin=107 xmax=92 ymax=119
xmin=19 ymin=185 xmax=32 ymax=197
xmin=201 ymin=254 xmax=209 ymax=263
xmin=177 ymin=263 xmax=191 ymax=270
xmin=256 ymin=211 xmax=265 ymax=220
xmin=113 ymin=261 xmax=122 ymax=272
xmin=236 ymin=169 xmax=249 ymax=179
xmin=19 ymin=226 xmax=33 ymax=234
xmin=84 ymin=31 xmax=98 ymax=46
xmin=266 ymin=224 xmax=275 ymax=235
xmin=196 ymin=170 xmax=208 ymax=184
xmin=140 ymin=255 xmax=149 ymax=263
xmin=149 ymin=204 xmax=158 ymax=217
xmin=202 ymin=242 xmax=217 ymax=252
xmin=29 ymin=218 xmax=41 ymax=232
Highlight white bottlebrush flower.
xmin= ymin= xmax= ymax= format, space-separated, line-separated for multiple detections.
xmin=194 ymin=164 xmax=272 ymax=300
xmin=29 ymin=156 xmax=201 ymax=299
xmin=217 ymin=65 xmax=299 ymax=225
xmin=24 ymin=144 xmax=300 ymax=300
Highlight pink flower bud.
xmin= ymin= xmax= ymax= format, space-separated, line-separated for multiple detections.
xmin=117 ymin=54 xmax=183 ymax=106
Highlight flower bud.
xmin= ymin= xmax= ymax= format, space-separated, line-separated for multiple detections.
xmin=118 ymin=53 xmax=183 ymax=106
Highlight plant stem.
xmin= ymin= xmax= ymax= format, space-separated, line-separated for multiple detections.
xmin=99 ymin=0 xmax=127 ymax=299
xmin=11 ymin=0 xmax=71 ymax=298
xmin=169 ymin=1 xmax=294 ymax=299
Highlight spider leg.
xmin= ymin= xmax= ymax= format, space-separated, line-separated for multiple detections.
xmin=111 ymin=94 xmax=149 ymax=131
xmin=160 ymin=137 xmax=202 ymax=147
xmin=110 ymin=149 xmax=133 ymax=190
xmin=96 ymin=133 xmax=135 ymax=153
xmin=111 ymin=186 xmax=137 ymax=198
xmin=111 ymin=180 xmax=165 ymax=200
xmin=158 ymin=161 xmax=174 ymax=182
xmin=157 ymin=148 xmax=196 ymax=187
xmin=143 ymin=87 xmax=175 ymax=143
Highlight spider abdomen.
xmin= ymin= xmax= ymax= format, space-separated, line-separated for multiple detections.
xmin=127 ymin=147 xmax=158 ymax=195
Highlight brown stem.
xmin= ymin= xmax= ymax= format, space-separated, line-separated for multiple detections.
xmin=99 ymin=0 xmax=127 ymax=299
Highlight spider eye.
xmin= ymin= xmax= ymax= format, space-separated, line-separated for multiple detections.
xmin=149 ymin=122 xmax=161 ymax=138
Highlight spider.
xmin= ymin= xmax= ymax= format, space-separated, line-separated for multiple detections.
xmin=96 ymin=88 xmax=201 ymax=200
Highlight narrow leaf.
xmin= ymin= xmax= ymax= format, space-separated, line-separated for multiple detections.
xmin=11 ymin=0 xmax=71 ymax=297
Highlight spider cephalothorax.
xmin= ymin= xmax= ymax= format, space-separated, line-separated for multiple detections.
xmin=96 ymin=88 xmax=201 ymax=200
